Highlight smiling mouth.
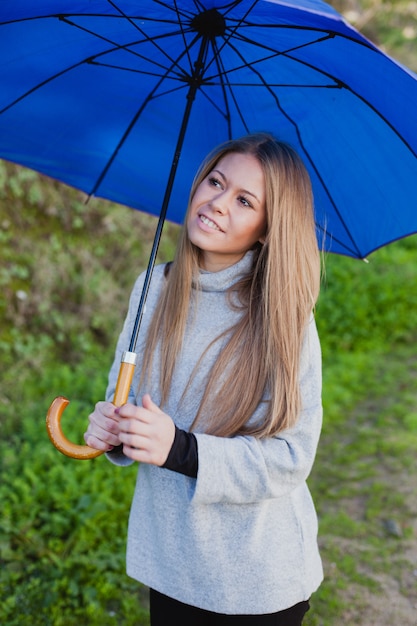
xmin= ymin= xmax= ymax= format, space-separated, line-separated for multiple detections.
xmin=199 ymin=214 xmax=223 ymax=232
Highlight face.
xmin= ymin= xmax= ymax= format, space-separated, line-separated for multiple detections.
xmin=187 ymin=152 xmax=267 ymax=272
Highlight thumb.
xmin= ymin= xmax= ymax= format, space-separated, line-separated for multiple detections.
xmin=142 ymin=393 xmax=164 ymax=414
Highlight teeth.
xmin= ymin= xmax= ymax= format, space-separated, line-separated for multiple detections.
xmin=200 ymin=215 xmax=221 ymax=231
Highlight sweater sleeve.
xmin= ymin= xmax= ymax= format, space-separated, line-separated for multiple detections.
xmin=192 ymin=317 xmax=322 ymax=505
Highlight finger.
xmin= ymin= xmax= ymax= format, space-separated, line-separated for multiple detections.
xmin=118 ymin=430 xmax=149 ymax=450
xmin=85 ymin=401 xmax=122 ymax=449
xmin=89 ymin=409 xmax=120 ymax=436
xmin=121 ymin=444 xmax=153 ymax=464
xmin=115 ymin=403 xmax=144 ymax=421
xmin=118 ymin=417 xmax=143 ymax=435
xmin=120 ymin=434 xmax=165 ymax=466
xmin=84 ymin=430 xmax=115 ymax=451
xmin=116 ymin=402 xmax=157 ymax=427
xmin=86 ymin=421 xmax=121 ymax=446
xmin=96 ymin=400 xmax=119 ymax=419
xmin=142 ymin=394 xmax=164 ymax=414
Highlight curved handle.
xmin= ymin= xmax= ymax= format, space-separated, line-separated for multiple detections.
xmin=46 ymin=352 xmax=137 ymax=460
xmin=46 ymin=396 xmax=103 ymax=459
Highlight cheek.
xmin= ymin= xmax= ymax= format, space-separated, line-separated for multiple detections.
xmin=238 ymin=216 xmax=266 ymax=243
xmin=188 ymin=195 xmax=200 ymax=221
xmin=186 ymin=203 xmax=200 ymax=240
xmin=190 ymin=185 xmax=204 ymax=205
xmin=187 ymin=196 xmax=198 ymax=221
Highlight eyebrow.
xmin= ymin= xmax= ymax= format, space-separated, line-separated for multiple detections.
xmin=211 ymin=168 xmax=261 ymax=204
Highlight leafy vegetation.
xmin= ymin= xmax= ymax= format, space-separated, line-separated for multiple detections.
xmin=1 ymin=1 xmax=416 ymax=624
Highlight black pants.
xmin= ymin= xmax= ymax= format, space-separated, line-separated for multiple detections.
xmin=150 ymin=589 xmax=310 ymax=625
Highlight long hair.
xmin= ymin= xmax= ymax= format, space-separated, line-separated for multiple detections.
xmin=140 ymin=133 xmax=320 ymax=437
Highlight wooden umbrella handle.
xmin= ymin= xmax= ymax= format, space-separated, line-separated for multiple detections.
xmin=46 ymin=352 xmax=137 ymax=459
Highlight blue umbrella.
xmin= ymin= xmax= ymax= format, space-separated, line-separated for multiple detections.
xmin=1 ymin=0 xmax=416 ymax=457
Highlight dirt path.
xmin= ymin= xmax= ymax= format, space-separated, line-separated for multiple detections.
xmin=334 ymin=477 xmax=417 ymax=625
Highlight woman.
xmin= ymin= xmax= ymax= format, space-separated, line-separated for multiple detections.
xmin=85 ymin=133 xmax=323 ymax=625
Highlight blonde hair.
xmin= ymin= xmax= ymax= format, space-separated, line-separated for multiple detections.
xmin=140 ymin=133 xmax=320 ymax=437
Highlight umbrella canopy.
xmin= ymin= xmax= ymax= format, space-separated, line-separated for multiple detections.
xmin=1 ymin=0 xmax=417 ymax=260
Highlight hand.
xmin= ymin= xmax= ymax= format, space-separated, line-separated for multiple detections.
xmin=116 ymin=394 xmax=176 ymax=466
xmin=84 ymin=401 xmax=122 ymax=451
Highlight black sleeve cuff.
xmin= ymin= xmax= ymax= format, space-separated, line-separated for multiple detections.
xmin=162 ymin=426 xmax=198 ymax=478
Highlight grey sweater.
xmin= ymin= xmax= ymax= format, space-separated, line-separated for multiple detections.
xmin=106 ymin=252 xmax=323 ymax=615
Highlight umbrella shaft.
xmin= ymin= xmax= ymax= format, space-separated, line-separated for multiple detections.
xmin=129 ymin=36 xmax=210 ymax=352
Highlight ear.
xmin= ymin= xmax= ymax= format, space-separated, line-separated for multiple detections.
xmin=258 ymin=234 xmax=266 ymax=245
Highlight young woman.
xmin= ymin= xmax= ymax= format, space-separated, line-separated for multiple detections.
xmin=85 ymin=133 xmax=323 ymax=625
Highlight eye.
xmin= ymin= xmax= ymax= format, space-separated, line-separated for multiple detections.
xmin=208 ymin=175 xmax=223 ymax=189
xmin=238 ymin=194 xmax=253 ymax=208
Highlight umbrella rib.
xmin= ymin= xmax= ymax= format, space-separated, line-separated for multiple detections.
xmin=0 ymin=12 xmax=181 ymax=27
xmin=57 ymin=13 xmax=198 ymax=82
xmin=211 ymin=40 xmax=250 ymax=135
xmin=89 ymin=65 xmax=179 ymax=197
xmin=0 ymin=57 xmax=91 ymax=115
xmin=0 ymin=55 xmax=192 ymax=117
xmin=204 ymin=25 xmax=334 ymax=78
xmin=170 ymin=0 xmax=198 ymax=71
xmin=209 ymin=40 xmax=234 ymax=137
xmin=196 ymin=28 xmax=349 ymax=92
xmin=88 ymin=58 xmax=189 ymax=82
xmin=314 ymin=224 xmax=360 ymax=258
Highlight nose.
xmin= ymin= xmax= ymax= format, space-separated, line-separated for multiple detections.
xmin=210 ymin=188 xmax=229 ymax=214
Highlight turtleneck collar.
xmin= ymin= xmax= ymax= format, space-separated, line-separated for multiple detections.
xmin=195 ymin=251 xmax=254 ymax=293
